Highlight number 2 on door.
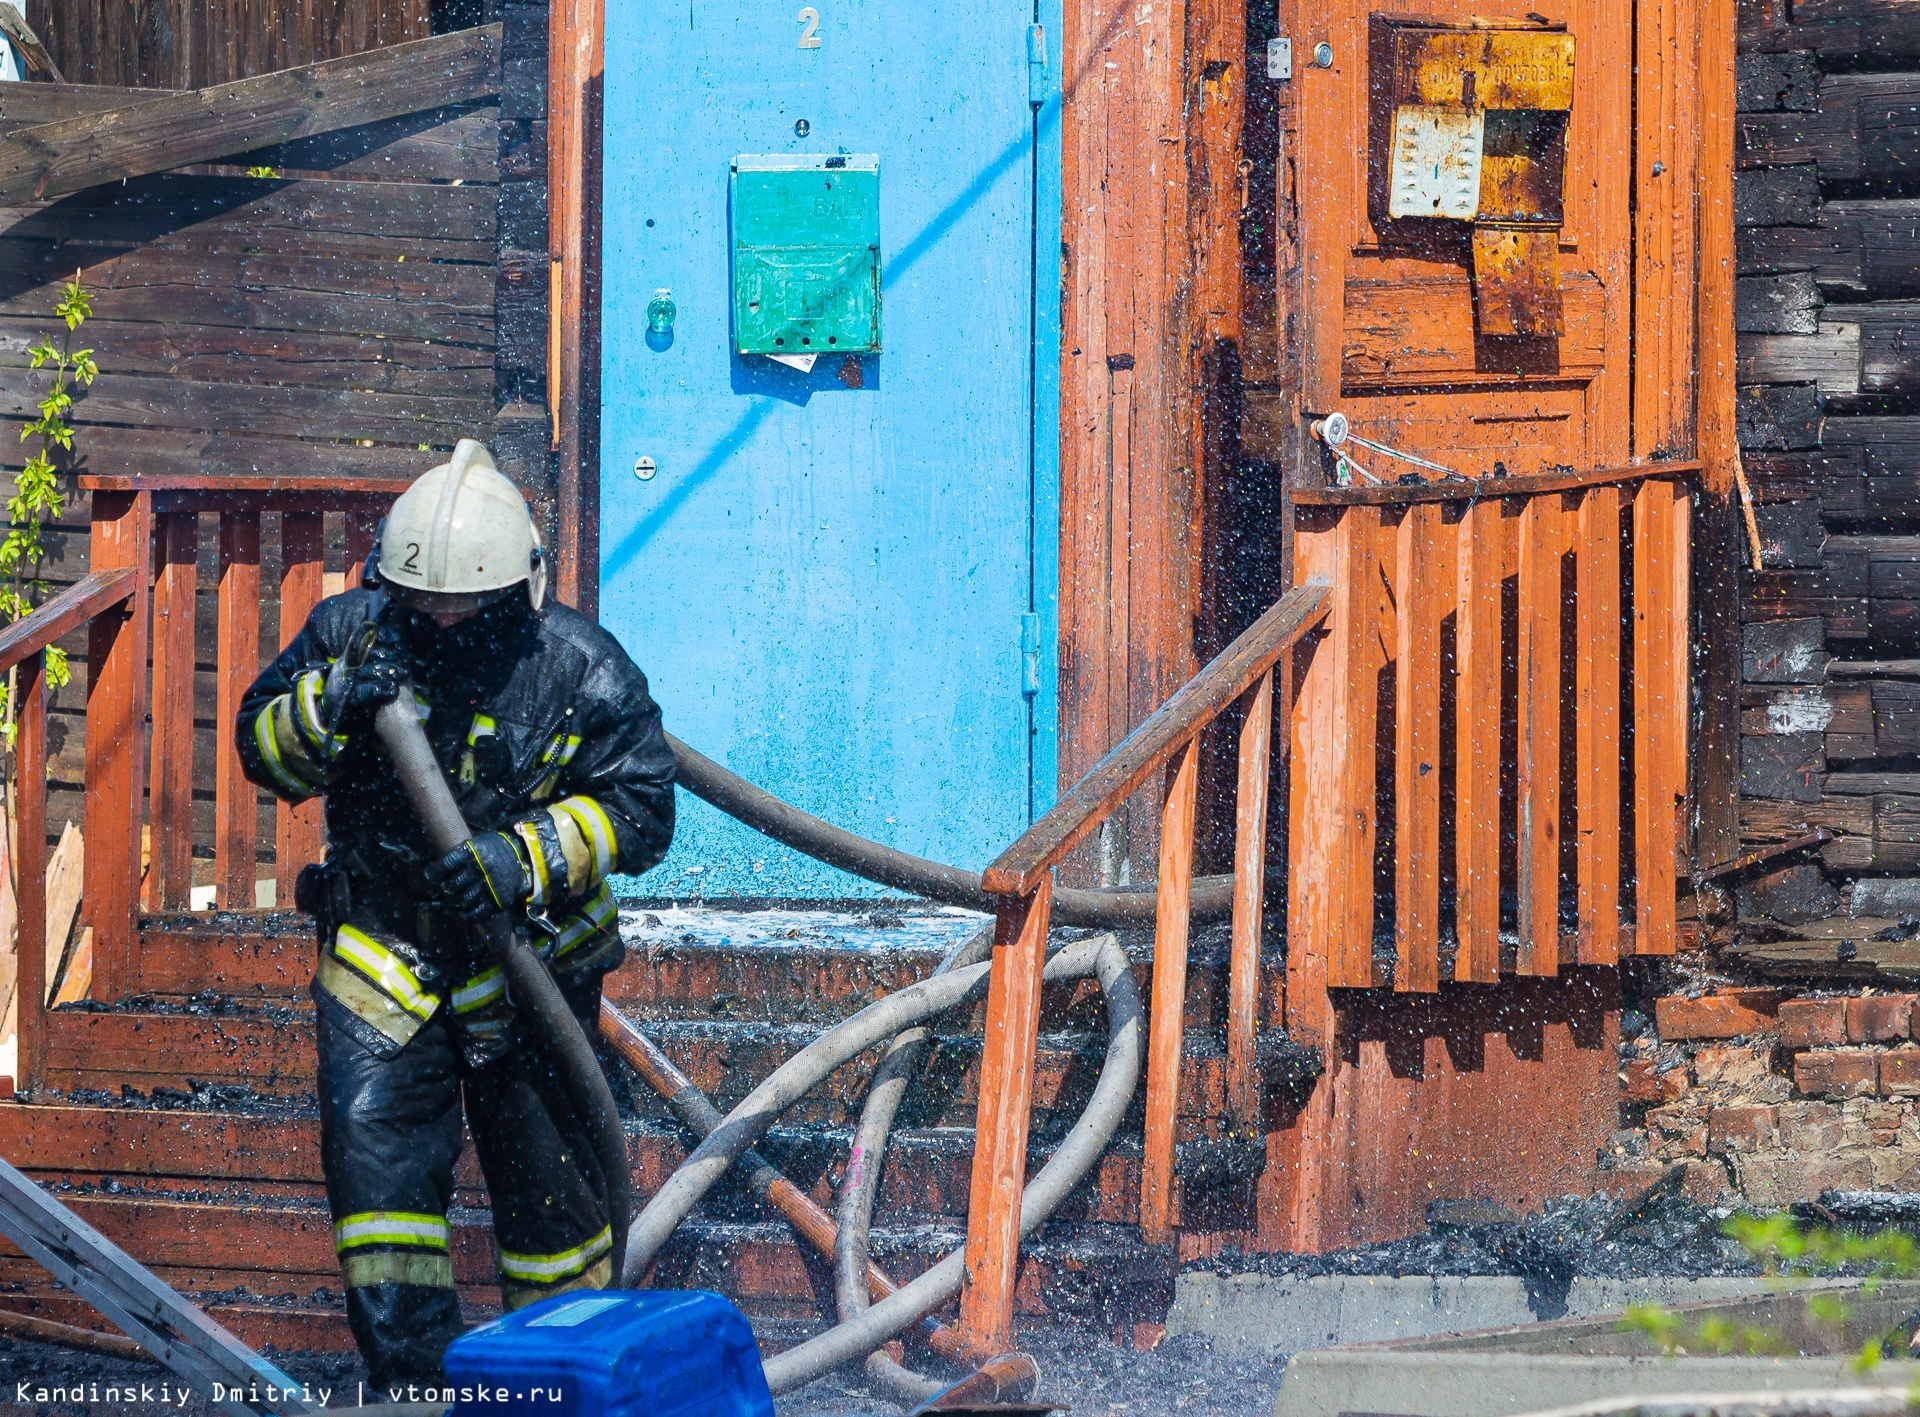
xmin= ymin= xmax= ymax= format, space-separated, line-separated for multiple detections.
xmin=797 ymin=6 xmax=821 ymax=46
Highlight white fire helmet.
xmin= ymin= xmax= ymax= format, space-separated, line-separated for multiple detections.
xmin=376 ymin=440 xmax=546 ymax=612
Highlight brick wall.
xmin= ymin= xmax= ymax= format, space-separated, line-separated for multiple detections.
xmin=1608 ymin=986 xmax=1920 ymax=1206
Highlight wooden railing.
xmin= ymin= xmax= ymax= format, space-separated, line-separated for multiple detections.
xmin=12 ymin=476 xmax=408 ymax=1092
xmin=1288 ymin=462 xmax=1696 ymax=987
xmin=954 ymin=583 xmax=1332 ymax=1356
xmin=951 ymin=460 xmax=1698 ymax=1357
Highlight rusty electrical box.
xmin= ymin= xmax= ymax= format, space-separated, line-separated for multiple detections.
xmin=1367 ymin=15 xmax=1574 ymax=336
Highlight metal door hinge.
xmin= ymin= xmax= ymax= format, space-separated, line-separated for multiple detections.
xmin=1028 ymin=24 xmax=1049 ymax=105
xmin=1267 ymin=37 xmax=1291 ymax=80
xmin=1020 ymin=613 xmax=1042 ymax=696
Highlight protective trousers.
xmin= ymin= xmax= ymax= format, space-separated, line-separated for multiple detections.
xmin=315 ymin=984 xmax=615 ymax=1388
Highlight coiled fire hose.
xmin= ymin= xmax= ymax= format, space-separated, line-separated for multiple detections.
xmin=620 ymin=932 xmax=1142 ymax=1398
xmin=373 ymin=694 xmax=634 ymax=1289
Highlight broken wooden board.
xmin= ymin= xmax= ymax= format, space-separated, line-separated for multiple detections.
xmin=0 ymin=24 xmax=500 ymax=206
xmin=1725 ymin=915 xmax=1920 ymax=981
xmin=42 ymin=823 xmax=82 ymax=1006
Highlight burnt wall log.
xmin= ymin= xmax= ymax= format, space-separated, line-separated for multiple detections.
xmin=1734 ymin=1 xmax=1920 ymax=904
xmin=0 ymin=42 xmax=551 ymax=892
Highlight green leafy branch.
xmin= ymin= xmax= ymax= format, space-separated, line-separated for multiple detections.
xmin=1621 ymin=1213 xmax=1920 ymax=1380
xmin=3 ymin=274 xmax=92 ymax=739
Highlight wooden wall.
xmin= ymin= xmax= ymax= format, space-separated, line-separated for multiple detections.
xmin=0 ymin=45 xmax=553 ymax=883
xmin=1055 ymin=0 xmax=1266 ymax=885
xmin=1731 ymin=0 xmax=1920 ymax=912
xmin=22 ymin=0 xmax=430 ymax=89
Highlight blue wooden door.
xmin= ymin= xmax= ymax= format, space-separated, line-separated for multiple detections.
xmin=599 ymin=0 xmax=1059 ymax=897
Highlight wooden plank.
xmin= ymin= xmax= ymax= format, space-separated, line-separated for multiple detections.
xmin=14 ymin=658 xmax=46 ymax=1090
xmin=0 ymin=568 xmax=134 ymax=677
xmin=0 ymin=7 xmax=63 ymax=82
xmin=1225 ymin=670 xmax=1272 ymax=1137
xmin=1515 ymin=493 xmax=1564 ymax=975
xmin=0 ymin=25 xmax=502 ymax=206
xmin=41 ymin=824 xmax=84 ymax=1004
xmin=550 ymin=0 xmax=603 ymax=615
xmin=81 ymin=491 xmax=148 ymax=1001
xmin=955 ymin=878 xmax=1053 ymax=1360
xmin=1393 ymin=503 xmax=1443 ymax=993
xmin=1694 ymin=0 xmax=1741 ymax=870
xmin=0 ymin=368 xmax=491 ymax=449
xmin=215 ymin=511 xmax=261 ymax=910
xmin=1327 ymin=507 xmax=1381 ymax=989
xmin=1634 ymin=478 xmax=1682 ymax=955
xmin=147 ymin=513 xmax=196 ymax=911
xmin=275 ymin=513 xmax=325 ymax=901
xmin=1290 ymin=461 xmax=1704 ymax=508
xmin=981 ymin=584 xmax=1330 ymax=894
xmin=1575 ymin=485 xmax=1623 ymax=965
xmin=1635 ymin=0 xmax=1700 ymax=461
xmin=77 ymin=472 xmax=409 ymax=504
xmin=0 ymin=86 xmax=175 ymax=127
xmin=344 ymin=511 xmax=379 ymax=589
xmin=1453 ymin=498 xmax=1501 ymax=983
xmin=51 ymin=929 xmax=92 ymax=1007
xmin=1140 ymin=739 xmax=1198 ymax=1246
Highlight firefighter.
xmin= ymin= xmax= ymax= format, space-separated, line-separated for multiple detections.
xmin=235 ymin=441 xmax=675 ymax=1388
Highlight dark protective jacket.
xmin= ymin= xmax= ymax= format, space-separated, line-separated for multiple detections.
xmin=235 ymin=587 xmax=676 ymax=1061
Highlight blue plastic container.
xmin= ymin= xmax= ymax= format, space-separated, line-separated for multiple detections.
xmin=444 ymin=1289 xmax=774 ymax=1417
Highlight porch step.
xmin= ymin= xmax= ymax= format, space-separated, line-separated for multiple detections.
xmin=0 ymin=1099 xmax=1141 ymax=1229
xmin=34 ymin=1005 xmax=1249 ymax=1137
xmin=0 ymin=1186 xmax=1166 ymax=1327
xmin=134 ymin=908 xmax=1274 ymax=1037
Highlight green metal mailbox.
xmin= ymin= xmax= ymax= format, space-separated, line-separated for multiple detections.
xmin=730 ymin=155 xmax=880 ymax=357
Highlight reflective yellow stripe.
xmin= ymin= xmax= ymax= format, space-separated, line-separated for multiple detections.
xmin=334 ymin=1211 xmax=449 ymax=1253
xmin=254 ymin=699 xmax=318 ymax=796
xmin=452 ymin=967 xmax=505 ymax=1014
xmin=497 ymin=1226 xmax=611 ymax=1283
xmin=467 ymin=713 xmax=497 ymax=745
xmin=554 ymin=796 xmax=617 ymax=880
xmin=553 ymin=883 xmax=617 ymax=959
xmin=334 ymin=927 xmax=441 ymax=1022
xmin=537 ymin=731 xmax=583 ymax=772
xmin=343 ymin=1251 xmax=456 ymax=1290
xmin=514 ymin=820 xmax=551 ymax=905
xmin=292 ymin=670 xmax=345 ymax=757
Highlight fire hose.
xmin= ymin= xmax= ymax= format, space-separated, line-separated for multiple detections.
xmin=378 ymin=697 xmax=1148 ymax=1403
xmin=372 ymin=695 xmax=635 ymax=1289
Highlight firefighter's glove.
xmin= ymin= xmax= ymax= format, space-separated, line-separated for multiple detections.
xmin=321 ymin=629 xmax=406 ymax=735
xmin=427 ymin=832 xmax=532 ymax=921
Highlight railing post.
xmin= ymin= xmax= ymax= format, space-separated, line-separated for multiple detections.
xmin=84 ymin=491 xmax=150 ymax=1000
xmin=1633 ymin=477 xmax=1688 ymax=955
xmin=955 ymin=875 xmax=1052 ymax=1359
xmin=1329 ymin=506 xmax=1381 ymax=987
xmin=1453 ymin=496 xmax=1502 ymax=982
xmin=215 ymin=511 xmax=262 ymax=909
xmin=1140 ymin=736 xmax=1198 ymax=1246
xmin=344 ymin=509 xmax=380 ymax=589
xmin=1576 ymin=485 xmax=1623 ymax=963
xmin=1515 ymin=492 xmax=1565 ymax=974
xmin=1393 ymin=503 xmax=1444 ymax=992
xmin=1226 ymin=670 xmax=1273 ymax=1137
xmin=276 ymin=511 xmax=327 ymax=903
xmin=15 ymin=654 xmax=46 ymax=1092
xmin=147 ymin=511 xmax=197 ymax=910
